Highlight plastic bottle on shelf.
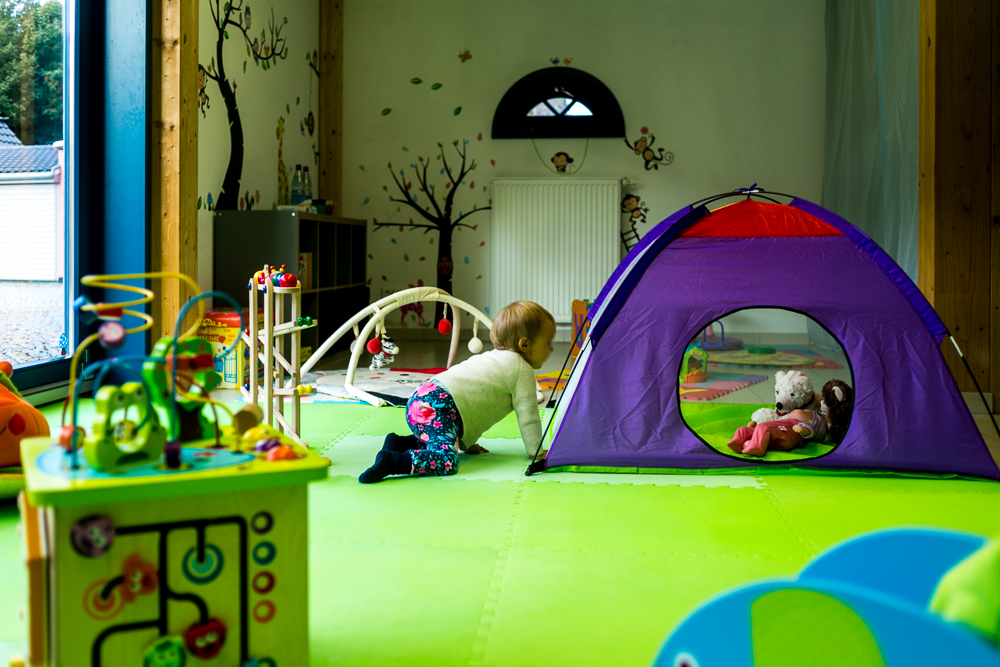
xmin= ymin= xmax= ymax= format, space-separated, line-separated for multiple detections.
xmin=291 ymin=164 xmax=305 ymax=204
xmin=303 ymin=166 xmax=313 ymax=201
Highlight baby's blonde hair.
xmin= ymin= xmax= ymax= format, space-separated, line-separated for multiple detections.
xmin=490 ymin=301 xmax=555 ymax=353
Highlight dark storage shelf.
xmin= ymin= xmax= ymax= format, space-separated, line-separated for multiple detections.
xmin=213 ymin=210 xmax=369 ymax=360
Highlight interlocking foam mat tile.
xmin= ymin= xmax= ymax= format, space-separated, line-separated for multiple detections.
xmin=325 ymin=434 xmax=763 ymax=488
xmin=478 ymin=549 xmax=803 ymax=667
xmin=309 ymin=542 xmax=500 ymax=667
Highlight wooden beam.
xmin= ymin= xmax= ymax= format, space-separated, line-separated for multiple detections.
xmin=318 ymin=0 xmax=343 ymax=213
xmin=919 ymin=0 xmax=994 ymax=400
xmin=992 ymin=0 xmax=1000 ymax=413
xmin=151 ymin=0 xmax=199 ymax=339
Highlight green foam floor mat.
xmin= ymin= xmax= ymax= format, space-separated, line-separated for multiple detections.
xmin=6 ymin=399 xmax=1000 ymax=666
xmin=325 ymin=435 xmax=762 ymax=487
xmin=681 ymin=401 xmax=836 ymax=461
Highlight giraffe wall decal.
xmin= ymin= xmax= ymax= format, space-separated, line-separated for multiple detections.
xmin=276 ymin=116 xmax=289 ymax=206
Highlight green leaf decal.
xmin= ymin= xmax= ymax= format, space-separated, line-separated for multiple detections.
xmin=381 ymin=108 xmax=392 ymax=116
xmin=431 ymin=83 xmax=442 ymax=90
xmin=410 ymin=77 xmax=422 ymax=85
xmin=454 ymin=107 xmax=462 ymax=115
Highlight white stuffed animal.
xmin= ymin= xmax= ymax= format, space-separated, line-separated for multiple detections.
xmin=750 ymin=370 xmax=820 ymax=425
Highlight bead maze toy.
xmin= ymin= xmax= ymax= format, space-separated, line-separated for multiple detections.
xmin=14 ymin=272 xmax=329 ymax=667
xmin=299 ymin=286 xmax=493 ymax=407
xmin=242 ymin=264 xmax=314 ymax=446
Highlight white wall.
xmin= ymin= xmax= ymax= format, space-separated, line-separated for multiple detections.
xmin=0 ymin=180 xmax=59 ymax=280
xmin=197 ymin=0 xmax=320 ymax=291
xmin=343 ymin=0 xmax=827 ymax=325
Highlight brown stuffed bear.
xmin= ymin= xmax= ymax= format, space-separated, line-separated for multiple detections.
xmin=821 ymin=379 xmax=854 ymax=444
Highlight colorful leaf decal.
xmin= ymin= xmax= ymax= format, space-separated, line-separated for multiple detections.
xmin=464 ymin=256 xmax=469 ymax=264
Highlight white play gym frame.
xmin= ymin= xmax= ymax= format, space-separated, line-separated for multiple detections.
xmin=299 ymin=287 xmax=494 ymax=407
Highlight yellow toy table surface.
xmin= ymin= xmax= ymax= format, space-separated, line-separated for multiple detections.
xmin=20 ymin=434 xmax=329 ymax=508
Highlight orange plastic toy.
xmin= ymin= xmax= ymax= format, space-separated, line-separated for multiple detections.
xmin=0 ymin=362 xmax=50 ymax=468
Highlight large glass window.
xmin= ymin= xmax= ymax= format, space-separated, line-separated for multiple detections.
xmin=0 ymin=0 xmax=68 ymax=380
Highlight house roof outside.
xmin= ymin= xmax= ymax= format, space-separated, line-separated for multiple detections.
xmin=0 ymin=145 xmax=59 ymax=174
xmin=0 ymin=119 xmax=22 ymax=146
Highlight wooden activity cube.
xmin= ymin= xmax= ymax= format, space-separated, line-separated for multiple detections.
xmin=16 ymin=434 xmax=328 ymax=666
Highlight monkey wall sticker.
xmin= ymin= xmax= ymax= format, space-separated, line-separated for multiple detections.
xmin=197 ymin=65 xmax=211 ymax=118
xmin=621 ymin=194 xmax=648 ymax=224
xmin=624 ymin=131 xmax=674 ymax=171
xmin=551 ymin=151 xmax=575 ymax=174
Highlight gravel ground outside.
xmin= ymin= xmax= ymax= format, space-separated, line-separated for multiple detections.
xmin=0 ymin=281 xmax=66 ymax=367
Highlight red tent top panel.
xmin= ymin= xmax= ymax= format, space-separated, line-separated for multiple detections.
xmin=680 ymin=199 xmax=844 ymax=238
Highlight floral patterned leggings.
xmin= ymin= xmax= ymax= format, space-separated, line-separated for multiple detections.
xmin=405 ymin=380 xmax=463 ymax=476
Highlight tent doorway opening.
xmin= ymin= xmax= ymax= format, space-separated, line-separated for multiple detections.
xmin=678 ymin=308 xmax=855 ymax=463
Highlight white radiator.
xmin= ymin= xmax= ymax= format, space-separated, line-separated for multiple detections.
xmin=490 ymin=178 xmax=620 ymax=324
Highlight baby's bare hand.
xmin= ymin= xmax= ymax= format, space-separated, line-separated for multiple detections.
xmin=466 ymin=444 xmax=490 ymax=455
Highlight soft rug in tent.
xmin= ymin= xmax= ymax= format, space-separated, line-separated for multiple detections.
xmin=537 ymin=195 xmax=999 ymax=480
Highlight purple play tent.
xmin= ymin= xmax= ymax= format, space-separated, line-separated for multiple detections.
xmin=538 ymin=196 xmax=999 ymax=480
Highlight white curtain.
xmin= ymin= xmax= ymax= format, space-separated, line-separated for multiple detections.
xmin=812 ymin=0 xmax=918 ymax=349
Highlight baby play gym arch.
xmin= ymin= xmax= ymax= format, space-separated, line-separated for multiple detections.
xmin=300 ymin=287 xmax=493 ymax=407
xmin=491 ymin=67 xmax=625 ymax=139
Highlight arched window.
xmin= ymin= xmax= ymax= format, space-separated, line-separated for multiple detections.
xmin=492 ymin=68 xmax=625 ymax=139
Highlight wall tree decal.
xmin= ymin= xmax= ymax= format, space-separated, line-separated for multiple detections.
xmin=373 ymin=140 xmax=491 ymax=325
xmin=202 ymin=0 xmax=288 ymax=210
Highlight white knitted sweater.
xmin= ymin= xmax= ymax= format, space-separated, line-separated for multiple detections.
xmin=431 ymin=349 xmax=541 ymax=456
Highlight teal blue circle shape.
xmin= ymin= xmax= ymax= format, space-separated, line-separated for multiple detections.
xmin=252 ymin=541 xmax=276 ymax=566
xmin=182 ymin=544 xmax=225 ymax=584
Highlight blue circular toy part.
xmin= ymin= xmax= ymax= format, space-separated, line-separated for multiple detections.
xmin=252 ymin=541 xmax=277 ymax=566
xmin=651 ymin=528 xmax=1000 ymax=667
xmin=251 ymin=511 xmax=274 ymax=535
xmin=182 ymin=544 xmax=225 ymax=584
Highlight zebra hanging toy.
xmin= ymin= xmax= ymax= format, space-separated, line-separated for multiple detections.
xmin=365 ymin=312 xmax=400 ymax=370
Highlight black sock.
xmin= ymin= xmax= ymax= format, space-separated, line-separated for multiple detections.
xmin=359 ymin=450 xmax=412 ymax=483
xmin=381 ymin=433 xmax=419 ymax=453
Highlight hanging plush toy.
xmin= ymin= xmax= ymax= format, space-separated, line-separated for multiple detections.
xmin=468 ymin=318 xmax=484 ymax=354
xmin=370 ymin=335 xmax=399 ymax=370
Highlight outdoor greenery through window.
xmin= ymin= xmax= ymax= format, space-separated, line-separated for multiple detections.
xmin=0 ymin=0 xmax=67 ymax=370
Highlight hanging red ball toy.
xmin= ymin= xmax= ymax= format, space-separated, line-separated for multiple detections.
xmin=366 ymin=338 xmax=382 ymax=354
xmin=438 ymin=319 xmax=452 ymax=335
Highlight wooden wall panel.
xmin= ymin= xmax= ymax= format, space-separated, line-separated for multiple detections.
xmin=318 ymin=0 xmax=343 ymax=213
xmin=919 ymin=0 xmax=995 ymax=408
xmin=151 ymin=0 xmax=199 ymax=338
xmin=991 ymin=0 xmax=1000 ymax=412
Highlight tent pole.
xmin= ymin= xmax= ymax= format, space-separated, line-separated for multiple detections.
xmin=526 ymin=319 xmax=588 ymax=475
xmin=950 ymin=335 xmax=1000 ymax=441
